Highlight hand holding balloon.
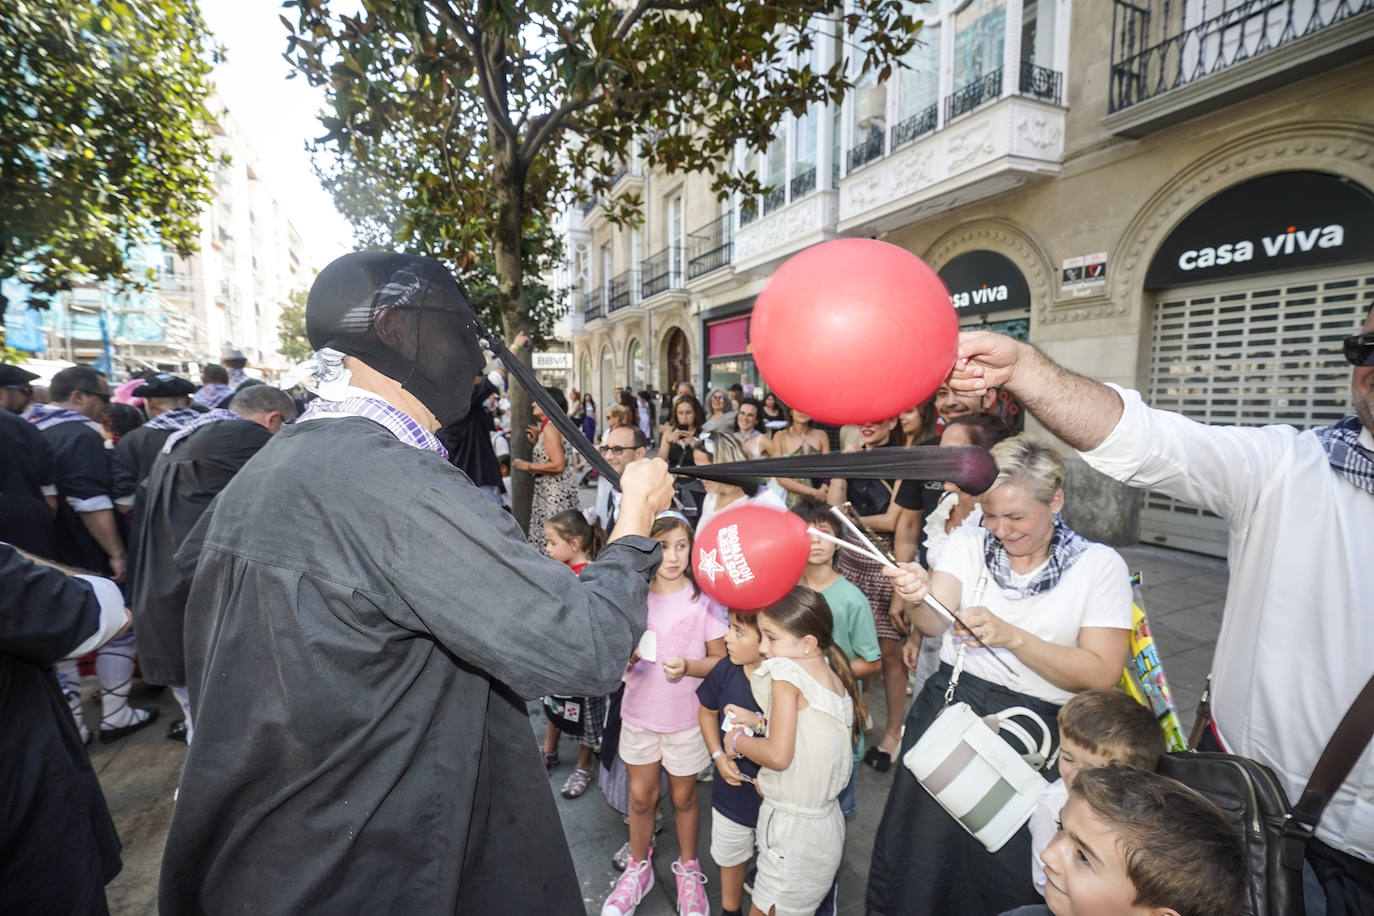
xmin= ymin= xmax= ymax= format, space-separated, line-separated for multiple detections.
xmin=950 ymin=330 xmax=1027 ymax=397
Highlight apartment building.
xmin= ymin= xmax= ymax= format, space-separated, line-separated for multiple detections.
xmin=565 ymin=0 xmax=1374 ymax=552
xmin=2 ymin=93 xmax=309 ymax=381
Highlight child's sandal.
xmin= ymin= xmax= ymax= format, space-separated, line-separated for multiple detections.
xmin=561 ymin=766 xmax=593 ymax=798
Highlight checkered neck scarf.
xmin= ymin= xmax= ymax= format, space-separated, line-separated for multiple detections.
xmin=983 ymin=521 xmax=1091 ymax=598
xmin=27 ymin=404 xmax=101 ymax=433
xmin=299 ymin=395 xmax=449 ymax=461
xmin=193 ymin=384 xmax=234 ymax=409
xmin=144 ymin=406 xmax=202 ymax=432
xmin=163 ymin=409 xmax=243 ymax=453
xmin=1314 ymin=414 xmax=1374 ymax=495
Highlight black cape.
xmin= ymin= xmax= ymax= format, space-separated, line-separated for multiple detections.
xmin=112 ymin=422 xmax=177 ymax=591
xmin=159 ymin=416 xmax=660 ymax=915
xmin=0 ymin=545 xmax=122 ymax=913
xmin=0 ymin=410 xmax=56 ymax=556
xmin=437 ymin=378 xmax=502 ymax=489
xmin=131 ymin=419 xmax=271 ymax=686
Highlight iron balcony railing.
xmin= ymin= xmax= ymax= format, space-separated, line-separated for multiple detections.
xmin=641 ymin=246 xmax=685 ymax=298
xmin=687 ymin=212 xmax=732 ymax=279
xmin=1018 ymin=61 xmax=1063 ymax=105
xmin=762 ymin=183 xmax=787 ymax=215
xmin=582 ymin=287 xmax=604 ymax=321
xmin=790 ymin=166 xmax=817 ymax=200
xmin=608 ymin=269 xmax=639 ymax=312
xmin=847 ymin=130 xmax=885 ymax=172
xmin=890 ymin=103 xmax=939 ymax=149
xmin=945 ymin=68 xmax=1003 ymax=122
xmin=1108 ymin=0 xmax=1373 ymax=113
xmin=610 ymin=164 xmax=629 ymax=186
xmin=740 ymin=199 xmax=759 ymax=227
xmin=577 ymin=197 xmax=597 ymax=217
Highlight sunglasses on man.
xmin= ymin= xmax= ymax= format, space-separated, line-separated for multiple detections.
xmin=78 ymin=389 xmax=112 ymax=403
xmin=1345 ymin=333 xmax=1374 ymax=368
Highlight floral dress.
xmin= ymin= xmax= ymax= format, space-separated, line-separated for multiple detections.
xmin=528 ymin=426 xmax=581 ymax=554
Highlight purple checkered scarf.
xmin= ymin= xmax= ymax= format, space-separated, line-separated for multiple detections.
xmin=163 ymin=409 xmax=243 ymax=453
xmin=27 ymin=404 xmax=102 ymax=433
xmin=1315 ymin=414 xmax=1374 ymax=495
xmin=193 ymin=384 xmax=234 ymax=409
xmin=299 ymin=395 xmax=448 ymax=460
xmin=144 ymin=406 xmax=203 ymax=432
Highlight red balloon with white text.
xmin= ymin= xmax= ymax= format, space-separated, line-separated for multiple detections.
xmin=692 ymin=505 xmax=810 ymax=611
xmin=751 ymin=238 xmax=958 ymax=425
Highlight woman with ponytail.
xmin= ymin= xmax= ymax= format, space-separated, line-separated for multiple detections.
xmin=721 ymin=586 xmax=861 ymax=916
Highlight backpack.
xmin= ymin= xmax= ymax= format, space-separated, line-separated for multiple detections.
xmin=1154 ymin=751 xmax=1301 ymax=916
xmin=1161 ymin=673 xmax=1374 ymax=916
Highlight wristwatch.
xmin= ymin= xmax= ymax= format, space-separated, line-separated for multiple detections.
xmin=710 ymin=749 xmax=724 ymax=761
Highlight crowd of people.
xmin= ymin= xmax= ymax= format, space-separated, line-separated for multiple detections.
xmin=1 ymin=251 xmax=1369 ymax=916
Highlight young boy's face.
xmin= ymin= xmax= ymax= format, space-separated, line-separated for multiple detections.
xmin=1057 ymin=737 xmax=1117 ymax=788
xmin=806 ymin=521 xmax=838 ymax=566
xmin=1041 ymin=795 xmax=1158 ymax=916
xmin=725 ymin=612 xmax=763 ymax=666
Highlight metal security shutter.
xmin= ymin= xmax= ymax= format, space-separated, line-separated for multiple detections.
xmin=1142 ymin=264 xmax=1374 ymax=556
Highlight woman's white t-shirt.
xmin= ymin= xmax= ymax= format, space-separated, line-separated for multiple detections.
xmin=932 ymin=526 xmax=1133 ymax=705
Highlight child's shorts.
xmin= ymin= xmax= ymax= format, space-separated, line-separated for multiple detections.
xmin=709 ymin=809 xmax=756 ymax=868
xmin=618 ymin=721 xmax=710 ymax=776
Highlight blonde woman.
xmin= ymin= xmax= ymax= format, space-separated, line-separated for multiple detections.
xmin=691 ymin=431 xmax=785 ymax=532
xmin=869 ymin=435 xmax=1133 ymax=916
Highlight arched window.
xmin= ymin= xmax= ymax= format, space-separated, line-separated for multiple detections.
xmin=627 ymin=338 xmax=645 ymax=392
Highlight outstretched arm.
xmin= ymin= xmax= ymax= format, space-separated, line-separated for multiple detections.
xmin=949 ymin=331 xmax=1124 ymax=451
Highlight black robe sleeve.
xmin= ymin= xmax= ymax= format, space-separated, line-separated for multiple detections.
xmin=0 ymin=544 xmax=99 ymax=664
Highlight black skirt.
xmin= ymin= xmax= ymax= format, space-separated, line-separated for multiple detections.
xmin=866 ymin=663 xmax=1063 ymax=916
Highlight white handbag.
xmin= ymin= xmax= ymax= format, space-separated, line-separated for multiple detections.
xmin=902 ymin=638 xmax=1052 ymax=853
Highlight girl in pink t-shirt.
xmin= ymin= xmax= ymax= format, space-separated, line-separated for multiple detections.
xmin=602 ymin=512 xmax=727 ymax=916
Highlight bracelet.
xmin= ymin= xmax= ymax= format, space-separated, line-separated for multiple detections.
xmin=710 ymin=749 xmax=724 ymax=762
xmin=754 ymin=715 xmax=767 ymax=736
xmin=730 ymin=729 xmax=744 ymax=758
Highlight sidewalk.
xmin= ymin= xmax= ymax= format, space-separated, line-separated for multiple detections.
xmin=92 ymin=542 xmax=1227 ymax=915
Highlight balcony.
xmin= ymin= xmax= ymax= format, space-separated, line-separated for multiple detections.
xmin=686 ymin=213 xmax=732 ymax=281
xmin=582 ymin=287 xmax=604 ymax=322
xmin=945 ymin=68 xmax=1003 ymax=122
xmin=838 ymin=92 xmax=1066 ymax=236
xmin=607 ymin=270 xmax=639 ymax=312
xmin=790 ymin=166 xmax=817 ymax=200
xmin=1019 ymin=62 xmax=1063 ymax=105
xmin=761 ymin=183 xmax=787 ymax=216
xmin=1105 ymin=0 xmax=1374 ymax=137
xmin=891 ymin=103 xmax=938 ymax=151
xmin=733 ymin=185 xmax=840 ymax=275
xmin=847 ymin=131 xmax=885 ymax=172
xmin=641 ymin=247 xmax=686 ymax=300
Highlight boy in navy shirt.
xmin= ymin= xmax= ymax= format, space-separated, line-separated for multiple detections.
xmin=697 ymin=610 xmax=765 ymax=916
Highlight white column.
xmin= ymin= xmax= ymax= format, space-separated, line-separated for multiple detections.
xmin=1004 ymin=0 xmax=1024 ymax=99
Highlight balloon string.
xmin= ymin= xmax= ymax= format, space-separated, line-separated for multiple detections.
xmin=808 ymin=527 xmax=892 ymax=567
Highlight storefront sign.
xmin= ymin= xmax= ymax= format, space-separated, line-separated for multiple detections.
xmin=938 ymin=250 xmax=1031 ymax=316
xmin=708 ymin=315 xmax=750 ymax=356
xmin=532 ymin=352 xmax=572 ymax=370
xmin=1144 ymin=171 xmax=1374 ymax=289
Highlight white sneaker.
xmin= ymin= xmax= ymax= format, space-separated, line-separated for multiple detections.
xmin=601 ymin=855 xmax=654 ymax=916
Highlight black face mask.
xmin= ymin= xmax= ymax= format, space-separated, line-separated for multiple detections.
xmin=306 ymin=252 xmax=484 ymax=427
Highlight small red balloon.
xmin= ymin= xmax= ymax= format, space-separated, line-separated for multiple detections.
xmin=751 ymin=239 xmax=959 ymax=425
xmin=692 ymin=505 xmax=810 ymax=611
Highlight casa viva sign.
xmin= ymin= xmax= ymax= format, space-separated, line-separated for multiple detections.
xmin=1144 ymin=171 xmax=1374 ymax=289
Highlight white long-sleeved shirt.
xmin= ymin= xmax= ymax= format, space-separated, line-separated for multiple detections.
xmin=1081 ymin=385 xmax=1374 ymax=862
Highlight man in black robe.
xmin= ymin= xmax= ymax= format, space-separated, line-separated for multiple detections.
xmin=0 ymin=407 xmax=57 ymax=556
xmin=132 ymin=384 xmax=297 ymax=741
xmin=0 ymin=544 xmax=131 ymax=914
xmin=112 ymin=374 xmax=200 ymax=587
xmin=160 ymin=252 xmax=673 ymax=914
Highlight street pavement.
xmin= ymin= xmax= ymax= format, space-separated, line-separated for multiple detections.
xmin=88 ymin=539 xmax=1229 ymax=916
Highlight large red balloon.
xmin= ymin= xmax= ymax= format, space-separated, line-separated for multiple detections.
xmin=751 ymin=238 xmax=958 ymax=425
xmin=692 ymin=505 xmax=810 ymax=611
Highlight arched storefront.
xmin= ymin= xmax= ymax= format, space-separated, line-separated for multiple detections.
xmin=1138 ymin=170 xmax=1374 ymax=555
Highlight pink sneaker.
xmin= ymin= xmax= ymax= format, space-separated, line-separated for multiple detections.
xmin=601 ymin=855 xmax=654 ymax=916
xmin=672 ymin=857 xmax=709 ymax=916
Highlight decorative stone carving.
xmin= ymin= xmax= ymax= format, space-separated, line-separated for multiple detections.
xmin=733 ymin=192 xmax=839 ymax=268
xmin=1015 ymin=112 xmax=1063 ymax=154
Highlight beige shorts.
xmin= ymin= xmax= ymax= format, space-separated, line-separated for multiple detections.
xmin=618 ymin=722 xmax=711 ymax=776
xmin=710 ymin=809 xmax=756 ymax=868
